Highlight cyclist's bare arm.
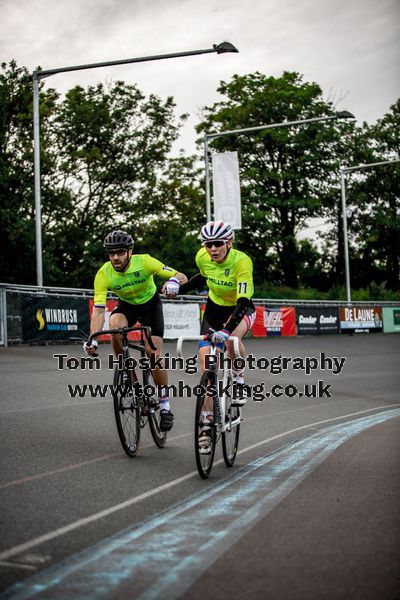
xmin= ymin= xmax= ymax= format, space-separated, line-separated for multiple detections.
xmin=84 ymin=307 xmax=105 ymax=355
xmin=174 ymin=271 xmax=188 ymax=285
xmin=91 ymin=306 xmax=105 ymax=334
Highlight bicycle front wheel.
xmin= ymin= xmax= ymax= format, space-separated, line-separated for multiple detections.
xmin=143 ymin=369 xmax=167 ymax=448
xmin=113 ymin=367 xmax=140 ymax=457
xmin=222 ymin=406 xmax=240 ymax=467
xmin=221 ymin=371 xmax=240 ymax=467
xmin=195 ymin=370 xmax=217 ymax=479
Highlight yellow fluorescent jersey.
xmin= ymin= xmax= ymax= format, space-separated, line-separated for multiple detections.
xmin=94 ymin=254 xmax=177 ymax=307
xmin=196 ymin=247 xmax=254 ymax=307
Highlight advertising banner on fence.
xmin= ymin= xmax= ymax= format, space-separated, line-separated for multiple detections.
xmin=163 ymin=303 xmax=200 ymax=339
xmin=297 ymin=307 xmax=340 ymax=335
xmin=340 ymin=305 xmax=383 ymax=333
xmin=252 ymin=306 xmax=296 ymax=337
xmin=22 ymin=295 xmax=90 ymax=342
xmin=88 ymin=300 xmax=200 ymax=340
xmin=382 ymin=306 xmax=400 ymax=333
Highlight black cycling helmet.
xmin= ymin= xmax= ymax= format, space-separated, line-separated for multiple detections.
xmin=103 ymin=230 xmax=133 ymax=250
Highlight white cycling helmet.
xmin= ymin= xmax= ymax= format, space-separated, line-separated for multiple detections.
xmin=200 ymin=220 xmax=234 ymax=243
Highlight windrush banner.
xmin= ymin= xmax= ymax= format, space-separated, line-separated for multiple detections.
xmin=212 ymin=151 xmax=242 ymax=229
xmin=22 ymin=296 xmax=89 ymax=341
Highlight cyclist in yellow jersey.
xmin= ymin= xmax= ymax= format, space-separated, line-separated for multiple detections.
xmin=83 ymin=230 xmax=187 ymax=431
xmin=177 ymin=221 xmax=256 ymax=452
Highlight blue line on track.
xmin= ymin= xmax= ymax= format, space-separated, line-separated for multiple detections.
xmin=2 ymin=408 xmax=400 ymax=600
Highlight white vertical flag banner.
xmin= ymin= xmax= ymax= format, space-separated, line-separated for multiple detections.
xmin=212 ymin=151 xmax=242 ymax=229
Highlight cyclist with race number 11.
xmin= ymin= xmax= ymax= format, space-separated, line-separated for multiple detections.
xmin=177 ymin=220 xmax=256 ymax=453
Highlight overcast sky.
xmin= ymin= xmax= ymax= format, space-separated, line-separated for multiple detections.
xmin=2 ymin=0 xmax=399 ymax=155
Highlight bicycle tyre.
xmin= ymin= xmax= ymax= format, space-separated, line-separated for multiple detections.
xmin=221 ymin=371 xmax=240 ymax=467
xmin=144 ymin=369 xmax=167 ymax=448
xmin=113 ymin=366 xmax=140 ymax=457
xmin=194 ymin=370 xmax=217 ymax=479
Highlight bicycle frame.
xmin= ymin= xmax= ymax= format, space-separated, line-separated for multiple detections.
xmin=177 ymin=335 xmax=242 ymax=434
xmin=87 ymin=325 xmax=167 ymax=454
xmin=88 ymin=325 xmax=156 ymax=353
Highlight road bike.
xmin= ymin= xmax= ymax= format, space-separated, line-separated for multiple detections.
xmin=88 ymin=326 xmax=167 ymax=457
xmin=177 ymin=334 xmax=242 ymax=479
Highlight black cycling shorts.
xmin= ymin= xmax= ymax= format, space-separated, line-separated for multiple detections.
xmin=200 ymin=297 xmax=255 ymax=335
xmin=111 ymin=292 xmax=164 ymax=338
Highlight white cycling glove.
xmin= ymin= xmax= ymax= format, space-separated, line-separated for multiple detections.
xmin=164 ymin=277 xmax=180 ymax=297
xmin=83 ymin=339 xmax=98 ymax=354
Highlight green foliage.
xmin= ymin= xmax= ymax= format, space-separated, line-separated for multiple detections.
xmin=347 ymin=101 xmax=400 ymax=290
xmin=253 ymin=283 xmax=325 ymax=300
xmin=41 ymin=80 xmax=190 ymax=286
xmin=137 ymin=223 xmax=199 ymax=279
xmin=196 ymin=71 xmax=357 ymax=289
xmin=0 ymin=61 xmax=398 ymax=297
xmin=0 ymin=61 xmax=59 ymax=283
xmin=253 ymin=283 xmax=400 ymax=301
xmin=0 ymin=63 xmax=200 ymax=286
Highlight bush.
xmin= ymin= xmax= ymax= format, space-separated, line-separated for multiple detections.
xmin=253 ymin=283 xmax=400 ymax=301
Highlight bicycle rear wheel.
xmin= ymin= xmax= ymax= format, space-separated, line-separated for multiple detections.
xmin=113 ymin=366 xmax=140 ymax=457
xmin=144 ymin=369 xmax=167 ymax=448
xmin=195 ymin=370 xmax=217 ymax=479
xmin=221 ymin=371 xmax=240 ymax=467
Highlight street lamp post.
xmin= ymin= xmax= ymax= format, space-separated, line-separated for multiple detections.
xmin=203 ymin=111 xmax=355 ymax=221
xmin=32 ymin=42 xmax=238 ymax=287
xmin=340 ymin=158 xmax=400 ymax=304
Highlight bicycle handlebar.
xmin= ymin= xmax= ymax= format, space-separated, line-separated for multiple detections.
xmin=177 ymin=335 xmax=240 ymax=359
xmin=88 ymin=326 xmax=157 ymax=351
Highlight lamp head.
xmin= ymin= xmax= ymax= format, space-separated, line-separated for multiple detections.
xmin=213 ymin=42 xmax=239 ymax=54
xmin=335 ymin=110 xmax=355 ymax=119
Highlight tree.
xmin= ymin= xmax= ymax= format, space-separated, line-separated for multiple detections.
xmin=348 ymin=100 xmax=400 ymax=290
xmin=42 ymin=81 xmax=190 ymax=287
xmin=196 ymin=71 xmax=356 ymax=288
xmin=0 ymin=63 xmax=206 ymax=287
xmin=136 ymin=154 xmax=206 ymax=277
xmin=0 ymin=61 xmax=58 ymax=283
xmin=4 ymin=60 xmax=396 ymax=295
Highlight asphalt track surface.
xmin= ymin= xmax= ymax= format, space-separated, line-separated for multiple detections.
xmin=0 ymin=334 xmax=399 ymax=599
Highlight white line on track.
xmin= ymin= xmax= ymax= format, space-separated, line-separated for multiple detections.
xmin=0 ymin=403 xmax=398 ymax=563
xmin=1 ymin=389 xmax=397 ymax=415
xmin=237 ymin=402 xmax=400 ymax=456
xmin=1 ymin=392 xmax=397 ymax=489
xmin=0 ymin=433 xmax=192 ymax=490
xmin=0 ymin=561 xmax=37 ymax=571
xmin=0 ymin=399 xmax=110 ymax=414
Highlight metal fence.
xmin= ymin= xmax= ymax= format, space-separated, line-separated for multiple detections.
xmin=1 ymin=282 xmax=398 ymax=346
